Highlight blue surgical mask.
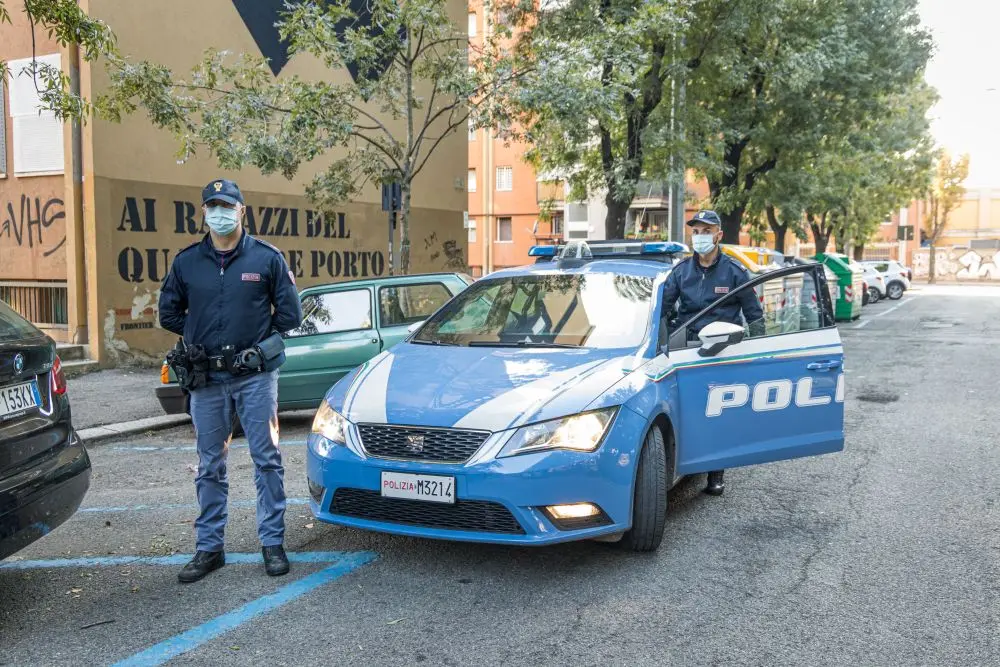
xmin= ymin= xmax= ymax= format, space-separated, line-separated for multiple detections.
xmin=692 ymin=233 xmax=717 ymax=254
xmin=205 ymin=206 xmax=241 ymax=236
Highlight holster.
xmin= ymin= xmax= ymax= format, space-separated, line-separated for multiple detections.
xmin=255 ymin=332 xmax=286 ymax=371
xmin=166 ymin=339 xmax=209 ymax=391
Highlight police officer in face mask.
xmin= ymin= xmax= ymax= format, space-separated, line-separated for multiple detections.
xmin=159 ymin=179 xmax=303 ymax=583
xmin=661 ymin=210 xmax=763 ymax=496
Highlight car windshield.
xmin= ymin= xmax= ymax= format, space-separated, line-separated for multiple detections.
xmin=413 ymin=273 xmax=654 ymax=348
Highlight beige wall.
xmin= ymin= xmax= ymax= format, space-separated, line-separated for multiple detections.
xmin=0 ymin=7 xmax=67 ymax=281
xmin=74 ymin=0 xmax=469 ymax=364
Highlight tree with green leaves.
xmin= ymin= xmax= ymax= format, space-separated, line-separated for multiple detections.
xmin=680 ymin=0 xmax=933 ymax=243
xmin=104 ymin=0 xmax=514 ymax=274
xmin=506 ymin=0 xmax=692 ymax=239
xmin=923 ymin=152 xmax=970 ymax=283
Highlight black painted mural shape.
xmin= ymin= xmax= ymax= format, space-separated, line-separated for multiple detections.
xmin=231 ymin=0 xmax=397 ymax=81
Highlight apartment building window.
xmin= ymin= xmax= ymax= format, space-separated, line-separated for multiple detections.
xmin=496 ymin=166 xmax=513 ymax=192
xmin=496 ymin=217 xmax=513 ymax=243
xmin=6 ymin=55 xmax=64 ymax=175
xmin=551 ymin=212 xmax=564 ymax=236
xmin=468 ymin=13 xmax=477 ymax=37
xmin=467 ymin=169 xmax=477 ymax=192
xmin=467 ymin=218 xmax=476 ymax=243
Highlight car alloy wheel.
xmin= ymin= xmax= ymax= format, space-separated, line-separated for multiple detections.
xmin=887 ymin=282 xmax=904 ymax=300
xmin=619 ymin=426 xmax=669 ymax=552
xmin=868 ymin=287 xmax=880 ymax=304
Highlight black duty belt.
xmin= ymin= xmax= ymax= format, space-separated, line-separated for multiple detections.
xmin=208 ymin=356 xmax=228 ymax=372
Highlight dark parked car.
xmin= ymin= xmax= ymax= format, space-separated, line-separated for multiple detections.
xmin=0 ymin=301 xmax=90 ymax=560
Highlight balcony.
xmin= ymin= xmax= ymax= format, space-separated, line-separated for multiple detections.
xmin=536 ymin=179 xmax=565 ymax=206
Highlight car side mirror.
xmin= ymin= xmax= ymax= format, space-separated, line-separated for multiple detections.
xmin=407 ymin=320 xmax=425 ymax=334
xmin=697 ymin=321 xmax=744 ymax=357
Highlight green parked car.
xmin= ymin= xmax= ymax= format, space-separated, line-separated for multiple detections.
xmin=155 ymin=272 xmax=474 ymax=417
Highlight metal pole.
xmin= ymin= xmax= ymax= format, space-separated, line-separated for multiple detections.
xmin=670 ymin=35 xmax=687 ymax=244
xmin=388 ymin=209 xmax=395 ymax=276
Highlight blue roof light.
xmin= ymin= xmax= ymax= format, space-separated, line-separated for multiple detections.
xmin=641 ymin=241 xmax=689 ymax=255
xmin=528 ymin=245 xmax=558 ymax=257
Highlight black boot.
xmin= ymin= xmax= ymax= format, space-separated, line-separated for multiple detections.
xmin=704 ymin=470 xmax=725 ymax=496
xmin=262 ymin=545 xmax=290 ymax=577
xmin=177 ymin=550 xmax=225 ymax=583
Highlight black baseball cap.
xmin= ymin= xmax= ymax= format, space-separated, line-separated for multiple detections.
xmin=686 ymin=210 xmax=722 ymax=226
xmin=202 ymin=179 xmax=244 ymax=206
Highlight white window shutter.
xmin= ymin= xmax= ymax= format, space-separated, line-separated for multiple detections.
xmin=13 ymin=115 xmax=64 ymax=173
xmin=7 ymin=54 xmax=65 ymax=174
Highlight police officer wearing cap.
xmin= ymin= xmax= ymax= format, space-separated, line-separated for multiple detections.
xmin=661 ymin=210 xmax=764 ymax=496
xmin=159 ymin=179 xmax=302 ymax=583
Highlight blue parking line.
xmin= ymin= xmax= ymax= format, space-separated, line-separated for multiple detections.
xmin=110 ymin=552 xmax=377 ymax=667
xmin=76 ymin=497 xmax=310 ymax=514
xmin=0 ymin=550 xmax=360 ymax=570
xmin=110 ymin=440 xmax=307 ymax=453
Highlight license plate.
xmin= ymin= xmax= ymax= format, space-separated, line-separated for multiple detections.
xmin=0 ymin=380 xmax=40 ymax=419
xmin=381 ymin=471 xmax=455 ymax=504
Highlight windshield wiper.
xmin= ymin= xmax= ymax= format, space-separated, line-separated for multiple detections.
xmin=411 ymin=339 xmax=461 ymax=347
xmin=467 ymin=340 xmax=579 ymax=349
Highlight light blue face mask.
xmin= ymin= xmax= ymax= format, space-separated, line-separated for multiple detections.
xmin=205 ymin=205 xmax=241 ymax=236
xmin=692 ymin=233 xmax=718 ymax=255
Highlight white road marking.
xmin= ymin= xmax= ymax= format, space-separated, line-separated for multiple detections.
xmin=853 ymin=297 xmax=916 ymax=329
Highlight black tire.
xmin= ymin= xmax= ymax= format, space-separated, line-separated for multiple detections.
xmin=619 ymin=426 xmax=668 ymax=552
xmin=887 ymin=281 xmax=904 ymax=300
xmin=868 ymin=287 xmax=880 ymax=304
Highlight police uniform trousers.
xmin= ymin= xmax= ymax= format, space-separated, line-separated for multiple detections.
xmin=188 ymin=370 xmax=285 ymax=552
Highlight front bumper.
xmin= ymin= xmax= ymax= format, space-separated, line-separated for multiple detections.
xmin=155 ymin=383 xmax=189 ymax=415
xmin=306 ymin=407 xmax=648 ymax=546
xmin=0 ymin=430 xmax=91 ymax=560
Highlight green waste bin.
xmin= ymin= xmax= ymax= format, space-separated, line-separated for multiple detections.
xmin=814 ymin=253 xmax=863 ymax=321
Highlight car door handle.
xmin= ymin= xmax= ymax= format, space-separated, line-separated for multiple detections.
xmin=807 ymin=360 xmax=842 ymax=371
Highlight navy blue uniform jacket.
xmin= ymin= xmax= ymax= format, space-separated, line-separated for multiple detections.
xmin=662 ymin=253 xmax=764 ymax=337
xmin=158 ymin=232 xmax=303 ymax=356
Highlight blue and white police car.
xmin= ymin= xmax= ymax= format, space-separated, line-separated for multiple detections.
xmin=306 ymin=241 xmax=844 ymax=551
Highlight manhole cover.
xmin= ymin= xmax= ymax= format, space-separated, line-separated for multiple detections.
xmin=857 ymin=391 xmax=899 ymax=404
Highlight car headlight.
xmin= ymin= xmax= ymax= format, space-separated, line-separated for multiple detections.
xmin=311 ymin=401 xmax=349 ymax=456
xmin=499 ymin=408 xmax=618 ymax=457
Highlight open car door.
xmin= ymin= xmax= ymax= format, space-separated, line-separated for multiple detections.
xmin=666 ymin=264 xmax=845 ymax=475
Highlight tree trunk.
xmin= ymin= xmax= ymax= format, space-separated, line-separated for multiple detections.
xmin=720 ymin=206 xmax=745 ymax=244
xmin=835 ymin=236 xmax=847 ymax=255
xmin=852 ymin=243 xmax=865 ymax=261
xmin=927 ymin=242 xmax=937 ymax=284
xmin=605 ymin=191 xmax=630 ymax=239
xmin=399 ymin=184 xmax=412 ymax=274
xmin=766 ymin=205 xmax=787 ymax=253
xmin=809 ymin=213 xmax=830 ymax=255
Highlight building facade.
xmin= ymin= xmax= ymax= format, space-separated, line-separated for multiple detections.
xmin=1 ymin=0 xmax=469 ymax=366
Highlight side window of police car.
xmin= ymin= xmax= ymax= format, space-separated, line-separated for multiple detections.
xmin=287 ymin=289 xmax=373 ymax=337
xmin=670 ymin=268 xmax=827 ymax=351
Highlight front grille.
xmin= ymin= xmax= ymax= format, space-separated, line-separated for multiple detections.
xmin=357 ymin=424 xmax=489 ymax=463
xmin=331 ymin=488 xmax=525 ymax=534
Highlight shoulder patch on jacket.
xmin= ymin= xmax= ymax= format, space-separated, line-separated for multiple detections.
xmin=173 ymin=240 xmax=201 ymax=259
xmin=253 ymin=237 xmax=284 ymax=255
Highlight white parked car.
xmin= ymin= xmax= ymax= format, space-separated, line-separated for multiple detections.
xmin=859 ymin=260 xmax=910 ymax=300
xmin=853 ymin=261 xmax=888 ymax=304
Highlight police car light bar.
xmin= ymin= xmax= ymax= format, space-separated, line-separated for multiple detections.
xmin=641 ymin=241 xmax=689 ymax=255
xmin=528 ymin=246 xmax=558 ymax=257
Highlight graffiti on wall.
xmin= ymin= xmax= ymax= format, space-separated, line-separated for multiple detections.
xmin=114 ymin=196 xmax=387 ymax=285
xmin=104 ymin=187 xmax=465 ymax=363
xmin=912 ymin=247 xmax=1000 ymax=281
xmin=0 ymin=195 xmax=66 ymax=257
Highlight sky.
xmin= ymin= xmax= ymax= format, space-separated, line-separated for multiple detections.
xmin=919 ymin=0 xmax=999 ymax=188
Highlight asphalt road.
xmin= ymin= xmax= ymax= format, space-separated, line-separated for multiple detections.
xmin=2 ymin=284 xmax=998 ymax=666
